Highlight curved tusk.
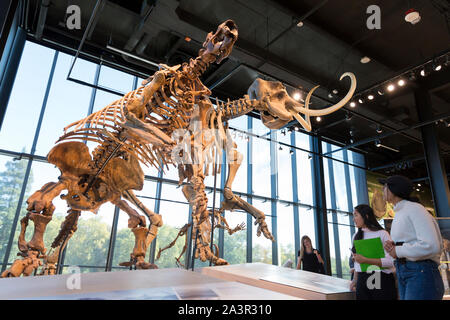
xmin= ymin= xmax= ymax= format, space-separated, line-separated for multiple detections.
xmin=292 ymin=72 xmax=357 ymax=117
xmin=289 ymin=84 xmax=318 ymax=132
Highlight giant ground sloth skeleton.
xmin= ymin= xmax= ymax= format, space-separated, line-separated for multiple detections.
xmin=2 ymin=20 xmax=355 ymax=277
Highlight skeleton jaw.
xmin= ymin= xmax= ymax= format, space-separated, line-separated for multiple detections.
xmin=200 ymin=20 xmax=238 ymax=64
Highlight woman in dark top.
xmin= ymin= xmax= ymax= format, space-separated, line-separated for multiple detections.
xmin=296 ymin=235 xmax=325 ymax=274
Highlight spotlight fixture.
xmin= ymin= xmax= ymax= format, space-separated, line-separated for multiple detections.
xmin=433 ymin=61 xmax=442 ymax=71
xmin=350 ymin=101 xmax=356 ymax=108
xmin=376 ymin=125 xmax=383 ymax=134
xmin=316 ymin=116 xmax=322 ymax=122
xmin=417 ymin=183 xmax=421 ymax=187
xmin=360 ymin=56 xmax=371 ymax=64
xmin=328 ymin=93 xmax=333 ymax=99
xmin=398 ymin=79 xmax=405 ymax=86
xmin=289 ymin=149 xmax=294 ymax=154
xmin=332 ymin=89 xmax=338 ymax=95
xmin=405 ymin=8 xmax=421 ymax=25
xmin=293 ymin=92 xmax=301 ymax=101
xmin=279 ymin=145 xmax=283 ymax=151
xmin=377 ymin=89 xmax=385 ymax=96
xmin=420 ymin=67 xmax=428 ymax=77
xmin=375 ymin=139 xmax=382 ymax=147
xmin=296 ymin=21 xmax=304 ymax=27
xmin=358 ymin=98 xmax=364 ymax=104
xmin=281 ymin=129 xmax=286 ymax=136
xmin=387 ymin=84 xmax=395 ymax=92
xmin=368 ymin=94 xmax=374 ymax=100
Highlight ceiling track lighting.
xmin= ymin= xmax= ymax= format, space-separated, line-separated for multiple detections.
xmin=351 ymin=52 xmax=449 ymax=111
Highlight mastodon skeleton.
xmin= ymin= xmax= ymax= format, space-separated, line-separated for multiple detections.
xmin=2 ymin=20 xmax=356 ymax=277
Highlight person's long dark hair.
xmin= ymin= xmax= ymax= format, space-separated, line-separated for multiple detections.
xmin=351 ymin=204 xmax=384 ymax=253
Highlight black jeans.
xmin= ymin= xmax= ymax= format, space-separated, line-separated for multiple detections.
xmin=356 ymin=271 xmax=397 ymax=300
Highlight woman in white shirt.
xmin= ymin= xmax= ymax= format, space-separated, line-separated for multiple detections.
xmin=381 ymin=175 xmax=444 ymax=300
xmin=350 ymin=204 xmax=397 ymax=300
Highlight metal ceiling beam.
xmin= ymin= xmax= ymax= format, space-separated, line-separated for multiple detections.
xmin=124 ymin=1 xmax=155 ymax=52
xmin=34 ymin=0 xmax=50 ymax=40
xmin=86 ymin=0 xmax=106 ymax=40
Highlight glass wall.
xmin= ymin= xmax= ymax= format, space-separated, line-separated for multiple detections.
xmin=0 ymin=40 xmax=368 ymax=279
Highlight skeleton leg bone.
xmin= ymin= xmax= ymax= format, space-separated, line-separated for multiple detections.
xmin=41 ymin=209 xmax=81 ymax=275
xmin=220 ymin=147 xmax=274 ymax=241
xmin=115 ymin=192 xmax=162 ymax=269
xmin=2 ymin=181 xmax=66 ymax=278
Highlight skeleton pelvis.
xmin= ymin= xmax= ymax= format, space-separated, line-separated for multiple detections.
xmin=50 ymin=141 xmax=144 ymax=212
xmin=48 ymin=141 xmax=92 ymax=177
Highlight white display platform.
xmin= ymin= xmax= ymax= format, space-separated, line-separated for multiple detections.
xmin=201 ymin=263 xmax=355 ymax=300
xmin=0 ymin=267 xmax=300 ymax=300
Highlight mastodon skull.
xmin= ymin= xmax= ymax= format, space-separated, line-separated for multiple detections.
xmin=247 ymin=73 xmax=357 ymax=131
xmin=199 ymin=20 xmax=238 ymax=64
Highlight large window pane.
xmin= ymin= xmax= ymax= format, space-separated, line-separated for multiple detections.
xmin=277 ymin=203 xmax=294 ymax=267
xmin=154 ymin=184 xmax=189 ymax=268
xmin=34 ymin=53 xmax=94 ymax=156
xmin=112 ymin=179 xmax=158 ymax=269
xmin=252 ymin=120 xmax=271 ymax=198
xmin=276 ymin=131 xmax=293 ymax=202
xmin=98 ymin=65 xmax=134 ymax=93
xmin=0 ymin=42 xmax=55 ymax=153
xmin=298 ymin=206 xmax=316 ymax=249
xmin=295 ymin=131 xmax=313 ymax=205
xmin=224 ymin=116 xmax=247 ymax=194
xmin=223 ymin=208 xmax=247 ymax=265
xmin=63 ymin=202 xmax=114 ymax=272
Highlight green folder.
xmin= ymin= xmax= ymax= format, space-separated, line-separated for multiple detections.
xmin=354 ymin=237 xmax=385 ymax=272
